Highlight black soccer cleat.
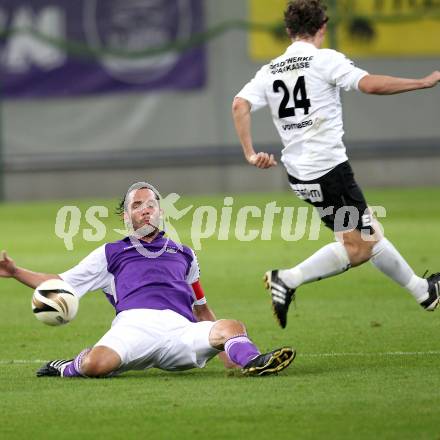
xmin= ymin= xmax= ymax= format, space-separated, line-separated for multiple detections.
xmin=242 ymin=347 xmax=296 ymax=376
xmin=420 ymin=272 xmax=440 ymax=311
xmin=264 ymin=270 xmax=296 ymax=328
xmin=36 ymin=359 xmax=73 ymax=377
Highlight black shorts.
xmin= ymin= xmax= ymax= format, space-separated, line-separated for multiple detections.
xmin=287 ymin=161 xmax=373 ymax=233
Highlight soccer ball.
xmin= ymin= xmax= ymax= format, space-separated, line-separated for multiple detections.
xmin=32 ymin=279 xmax=79 ymax=326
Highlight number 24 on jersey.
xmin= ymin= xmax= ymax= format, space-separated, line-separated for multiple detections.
xmin=273 ymin=76 xmax=311 ymax=118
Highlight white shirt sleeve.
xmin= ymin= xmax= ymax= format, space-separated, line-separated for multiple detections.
xmin=186 ymin=249 xmax=200 ymax=285
xmin=59 ymin=244 xmax=112 ymax=299
xmin=235 ymin=65 xmax=269 ymax=112
xmin=319 ymin=49 xmax=368 ymax=91
xmin=186 ymin=249 xmax=207 ymax=306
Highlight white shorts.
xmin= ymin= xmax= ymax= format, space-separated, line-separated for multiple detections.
xmin=95 ymin=309 xmax=220 ymax=373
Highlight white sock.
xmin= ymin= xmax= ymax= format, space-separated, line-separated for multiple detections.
xmin=279 ymin=242 xmax=350 ymax=289
xmin=370 ymin=238 xmax=428 ymax=302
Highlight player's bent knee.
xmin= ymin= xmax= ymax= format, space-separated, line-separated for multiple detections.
xmin=81 ymin=346 xmax=121 ymax=377
xmin=217 ymin=319 xmax=246 ymax=336
xmin=344 ymin=240 xmax=374 ymax=267
xmin=225 ymin=319 xmax=246 ymax=335
xmin=210 ymin=319 xmax=247 ymax=349
xmin=346 ymin=248 xmax=368 ymax=267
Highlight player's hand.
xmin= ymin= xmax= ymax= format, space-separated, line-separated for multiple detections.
xmin=218 ymin=351 xmax=240 ymax=369
xmin=248 ymin=152 xmax=277 ymax=169
xmin=0 ymin=251 xmax=17 ymax=278
xmin=422 ymin=71 xmax=440 ymax=88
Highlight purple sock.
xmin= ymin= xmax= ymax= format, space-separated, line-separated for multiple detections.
xmin=62 ymin=348 xmax=91 ymax=378
xmin=224 ymin=335 xmax=260 ymax=367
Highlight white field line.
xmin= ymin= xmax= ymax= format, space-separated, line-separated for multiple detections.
xmin=2 ymin=351 xmax=440 ymax=365
xmin=0 ymin=360 xmax=48 ymax=365
xmin=302 ymin=351 xmax=440 ymax=358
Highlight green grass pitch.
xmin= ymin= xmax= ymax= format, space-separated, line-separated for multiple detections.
xmin=0 ymin=188 xmax=439 ymax=439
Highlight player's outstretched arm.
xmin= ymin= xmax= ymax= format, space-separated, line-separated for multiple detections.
xmin=0 ymin=250 xmax=60 ymax=289
xmin=232 ymin=97 xmax=277 ymax=169
xmin=358 ymin=71 xmax=440 ymax=95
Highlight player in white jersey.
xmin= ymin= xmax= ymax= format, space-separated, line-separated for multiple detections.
xmin=232 ymin=0 xmax=440 ymax=328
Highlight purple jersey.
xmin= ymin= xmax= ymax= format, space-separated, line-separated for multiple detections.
xmin=60 ymin=232 xmax=203 ymax=322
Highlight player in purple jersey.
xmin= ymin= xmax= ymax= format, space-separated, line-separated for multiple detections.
xmin=232 ymin=0 xmax=440 ymax=328
xmin=0 ymin=182 xmax=295 ymax=377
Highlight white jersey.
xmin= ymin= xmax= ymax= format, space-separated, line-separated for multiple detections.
xmin=236 ymin=41 xmax=368 ymax=180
